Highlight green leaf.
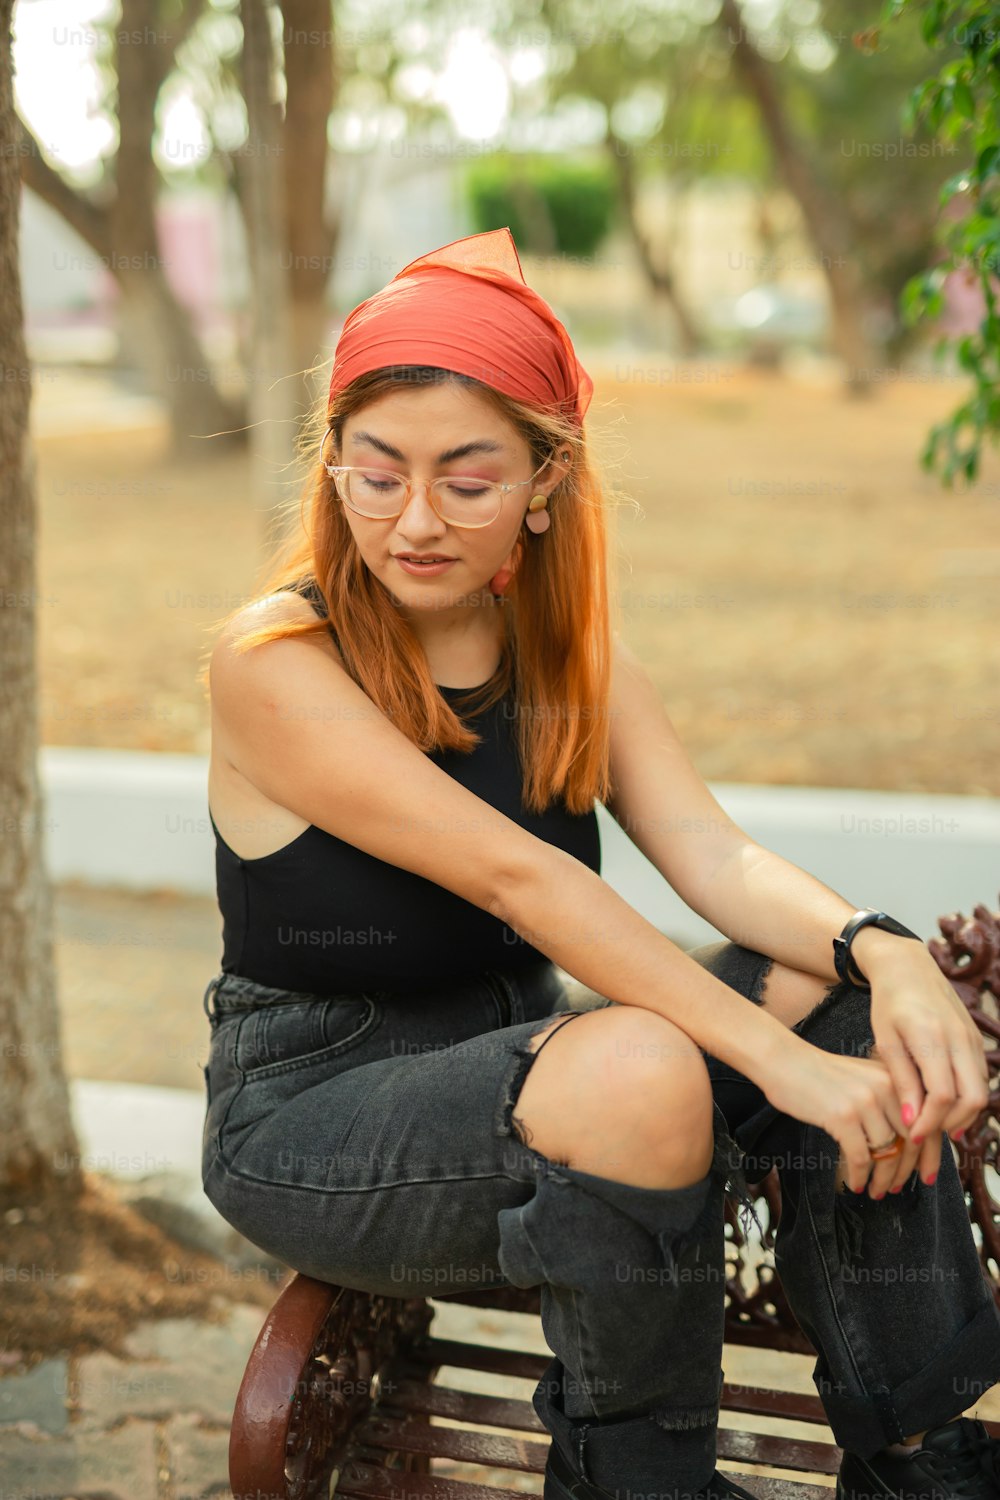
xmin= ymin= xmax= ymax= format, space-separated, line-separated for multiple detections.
xmin=957 ymin=335 xmax=982 ymax=373
xmin=958 ymin=215 xmax=1000 ymax=251
xmin=920 ymin=0 xmax=946 ymax=46
xmin=928 ymin=85 xmax=952 ymax=133
xmin=976 ymin=142 xmax=1000 ymax=178
xmin=954 ymin=80 xmax=976 ymax=120
xmin=900 ymin=271 xmax=927 ymax=320
xmin=902 ymin=78 xmax=935 ymax=132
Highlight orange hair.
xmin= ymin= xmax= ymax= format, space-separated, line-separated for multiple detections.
xmin=198 ymin=365 xmax=626 ymax=817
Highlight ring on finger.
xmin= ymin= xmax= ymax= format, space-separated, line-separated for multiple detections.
xmin=868 ymin=1131 xmax=905 ymax=1160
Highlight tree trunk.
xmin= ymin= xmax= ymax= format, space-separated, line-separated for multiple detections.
xmin=607 ymin=133 xmax=702 ymax=355
xmin=719 ymin=0 xmax=876 ymax=392
xmin=241 ymin=0 xmax=297 ymax=554
xmin=280 ymin=0 xmax=340 ymax=412
xmin=114 ymin=0 xmax=245 ymax=456
xmin=0 ymin=1 xmax=83 ymax=1195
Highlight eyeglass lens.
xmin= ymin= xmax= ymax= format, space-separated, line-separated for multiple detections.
xmin=338 ymin=468 xmax=503 ymax=526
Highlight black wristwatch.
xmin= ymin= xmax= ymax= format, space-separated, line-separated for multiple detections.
xmin=833 ymin=908 xmax=922 ymax=989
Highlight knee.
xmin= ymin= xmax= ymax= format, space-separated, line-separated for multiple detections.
xmin=514 ymin=1004 xmax=716 ymax=1187
xmin=608 ymin=1007 xmax=716 ymax=1169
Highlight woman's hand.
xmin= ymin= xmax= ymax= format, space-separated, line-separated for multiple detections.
xmin=863 ymin=944 xmax=991 ymax=1191
xmin=755 ymin=1040 xmax=910 ymax=1197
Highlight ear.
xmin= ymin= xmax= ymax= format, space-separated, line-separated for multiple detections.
xmin=534 ymin=447 xmax=573 ymax=499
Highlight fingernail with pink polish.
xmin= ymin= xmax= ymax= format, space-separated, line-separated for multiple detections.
xmin=923 ymin=1171 xmax=937 ymax=1186
xmin=902 ymin=1103 xmax=915 ymax=1127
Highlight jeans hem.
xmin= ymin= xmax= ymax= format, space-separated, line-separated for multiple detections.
xmin=817 ymin=1292 xmax=1000 ymax=1458
xmin=537 ymin=1366 xmax=720 ymax=1495
xmin=582 ymin=1407 xmax=719 ymax=1494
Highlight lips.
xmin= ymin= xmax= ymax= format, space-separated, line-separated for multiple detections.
xmin=395 ymin=554 xmax=455 ymax=563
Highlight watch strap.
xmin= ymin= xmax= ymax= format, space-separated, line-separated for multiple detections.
xmin=833 ymin=909 xmax=922 ymax=989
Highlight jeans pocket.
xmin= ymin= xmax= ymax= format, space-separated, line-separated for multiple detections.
xmin=234 ymin=995 xmax=380 ymax=1079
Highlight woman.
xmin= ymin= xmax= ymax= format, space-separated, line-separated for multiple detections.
xmin=199 ymin=228 xmax=999 ymax=1500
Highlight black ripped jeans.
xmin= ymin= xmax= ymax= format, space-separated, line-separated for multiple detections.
xmin=199 ymin=941 xmax=1000 ymax=1496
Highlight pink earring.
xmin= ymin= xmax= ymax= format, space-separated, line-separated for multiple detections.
xmin=524 ymin=493 xmax=550 ymax=534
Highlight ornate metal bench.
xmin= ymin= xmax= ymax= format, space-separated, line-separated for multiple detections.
xmin=228 ymin=900 xmax=1000 ymax=1500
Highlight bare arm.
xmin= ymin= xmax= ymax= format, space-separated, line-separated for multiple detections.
xmin=490 ymin=844 xmax=804 ymax=1081
xmin=692 ymin=840 xmax=924 ymax=984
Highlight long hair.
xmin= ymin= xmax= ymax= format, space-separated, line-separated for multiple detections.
xmin=197 ymin=365 xmax=626 ymax=817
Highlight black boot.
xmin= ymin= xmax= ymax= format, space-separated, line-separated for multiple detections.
xmin=544 ymin=1437 xmax=760 ymax=1500
xmin=837 ymin=1416 xmax=1000 ymax=1500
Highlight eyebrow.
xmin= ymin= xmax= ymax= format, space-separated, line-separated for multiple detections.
xmin=350 ymin=430 xmax=508 ymax=465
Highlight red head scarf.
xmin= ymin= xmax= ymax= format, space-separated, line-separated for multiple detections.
xmin=327 ymin=227 xmax=593 ymax=427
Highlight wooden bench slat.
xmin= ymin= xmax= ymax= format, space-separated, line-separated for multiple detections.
xmin=716 ymin=1429 xmax=840 ymax=1475
xmin=351 ymin=1411 xmax=845 ymax=1480
xmin=398 ymin=1348 xmax=1000 ymax=1444
xmin=378 ymin=1377 xmax=548 ymax=1430
xmin=402 ymin=1338 xmax=549 ymax=1382
xmin=337 ymin=1456 xmax=838 ymax=1500
xmin=353 ymin=1414 xmax=550 ymax=1471
xmin=385 ymin=1372 xmax=840 ymax=1433
xmin=720 ymin=1478 xmax=833 ymax=1500
xmin=720 ymin=1387 xmax=829 ymax=1425
xmin=336 ymin=1456 xmax=546 ymax=1500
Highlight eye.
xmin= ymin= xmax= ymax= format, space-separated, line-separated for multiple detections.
xmin=442 ymin=481 xmax=493 ymax=497
xmin=358 ymin=470 xmax=403 ymax=493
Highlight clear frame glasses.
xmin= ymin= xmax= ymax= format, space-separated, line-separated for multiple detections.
xmin=322 ymin=429 xmax=556 ymax=530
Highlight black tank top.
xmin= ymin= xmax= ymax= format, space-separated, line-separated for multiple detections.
xmin=210 ymin=581 xmax=602 ymax=996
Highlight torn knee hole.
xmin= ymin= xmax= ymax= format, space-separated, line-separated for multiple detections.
xmin=502 ymin=1035 xmax=564 ymax=1158
xmin=502 ymin=1016 xmax=582 ymax=1151
xmin=510 ymin=1105 xmax=570 ymax=1166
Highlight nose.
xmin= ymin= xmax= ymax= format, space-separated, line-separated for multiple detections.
xmin=397 ymin=477 xmax=448 ymax=539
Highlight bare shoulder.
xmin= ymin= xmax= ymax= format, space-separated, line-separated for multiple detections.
xmin=211 ymin=589 xmax=346 ymax=682
xmin=216 ymin=587 xmax=337 ymax=643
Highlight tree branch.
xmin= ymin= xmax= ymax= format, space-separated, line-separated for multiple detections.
xmin=16 ymin=117 xmax=112 ymax=261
